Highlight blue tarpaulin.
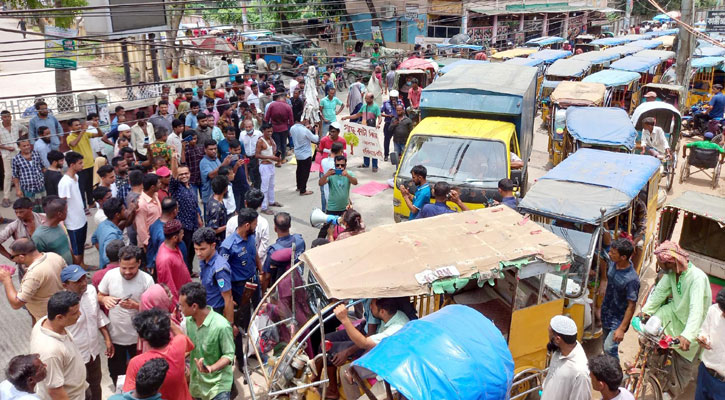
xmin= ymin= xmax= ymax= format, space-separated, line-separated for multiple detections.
xmin=610 ymin=55 xmax=660 ymax=73
xmin=691 ymin=57 xmax=725 ymax=69
xmin=353 ymin=305 xmax=514 ymax=400
xmin=440 ymin=59 xmax=489 ymax=74
xmin=628 ymin=39 xmax=663 ymax=49
xmin=583 ymin=69 xmax=640 ymax=87
xmin=566 ymin=107 xmax=637 ymax=150
xmin=590 ymin=37 xmax=630 ymax=46
xmin=503 ymin=57 xmax=545 ymax=67
xmin=695 ymin=47 xmax=725 ymax=57
xmin=653 ymin=13 xmax=672 ymax=22
xmin=571 ymin=50 xmax=620 ymax=65
xmin=529 ymin=49 xmax=572 ymax=63
xmin=525 ymin=36 xmax=566 ymax=47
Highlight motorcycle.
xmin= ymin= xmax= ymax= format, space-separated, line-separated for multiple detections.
xmin=334 ymin=66 xmax=347 ymax=91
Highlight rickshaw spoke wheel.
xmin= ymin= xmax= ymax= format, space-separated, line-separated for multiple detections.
xmin=625 ymin=372 xmax=663 ymax=400
xmin=679 ymin=161 xmax=688 ymax=184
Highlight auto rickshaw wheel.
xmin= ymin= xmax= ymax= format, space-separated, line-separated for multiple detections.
xmin=510 ymin=372 xmax=541 ymax=400
xmin=268 ymin=61 xmax=280 ymax=71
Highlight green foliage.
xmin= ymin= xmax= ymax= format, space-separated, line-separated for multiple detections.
xmin=7 ymin=0 xmax=87 ymax=28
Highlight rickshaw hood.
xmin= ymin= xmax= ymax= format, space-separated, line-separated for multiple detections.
xmin=529 ymin=49 xmax=573 ymax=63
xmin=545 ymin=59 xmax=592 ymax=78
xmin=503 ymin=57 xmax=545 ymax=67
xmin=566 ymin=107 xmax=637 ymax=150
xmin=664 ymin=191 xmax=725 ymax=224
xmin=583 ymin=69 xmax=641 ymax=87
xmin=611 ymin=55 xmax=661 ymax=73
xmin=299 ymin=206 xmax=572 ymax=299
xmin=439 ymin=59 xmax=489 ymax=74
xmin=550 ymin=81 xmax=606 ymax=106
xmin=353 ymin=305 xmax=514 ymax=400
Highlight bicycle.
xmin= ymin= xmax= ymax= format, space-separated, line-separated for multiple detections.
xmin=622 ymin=316 xmax=681 ymax=400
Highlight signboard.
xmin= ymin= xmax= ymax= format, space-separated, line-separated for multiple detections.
xmin=44 ymin=26 xmax=78 ymax=70
xmin=342 ymin=121 xmax=383 ymax=160
xmin=706 ymin=10 xmax=725 ymax=33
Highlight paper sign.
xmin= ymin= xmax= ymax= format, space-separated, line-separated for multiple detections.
xmin=414 ymin=266 xmax=460 ymax=285
xmin=44 ymin=26 xmax=78 ymax=70
xmin=342 ymin=121 xmax=383 ymax=160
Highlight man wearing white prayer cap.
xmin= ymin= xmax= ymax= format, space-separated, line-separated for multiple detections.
xmin=541 ymin=315 xmax=593 ymax=400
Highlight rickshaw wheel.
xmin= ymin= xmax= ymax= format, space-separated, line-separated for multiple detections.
xmin=679 ymin=161 xmax=689 ymax=184
xmin=268 ymin=61 xmax=279 ymax=71
xmin=346 ymin=72 xmax=357 ymax=85
xmin=713 ymin=162 xmax=721 ymax=189
xmin=624 ymin=372 xmax=663 ymax=400
xmin=665 ymin=157 xmax=676 ymax=192
xmin=510 ymin=373 xmax=541 ymax=400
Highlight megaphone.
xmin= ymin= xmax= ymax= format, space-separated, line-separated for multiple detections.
xmin=310 ymin=208 xmax=341 ymax=228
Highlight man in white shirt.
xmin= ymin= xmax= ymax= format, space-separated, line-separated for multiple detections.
xmin=695 ymin=287 xmax=725 ymax=400
xmin=97 ymin=245 xmax=154 ymax=387
xmin=641 ymin=117 xmax=670 ymax=160
xmin=167 ymin=119 xmax=184 ymax=161
xmin=226 ymin=188 xmax=269 ymax=266
xmin=58 ymin=152 xmax=91 ymax=269
xmin=589 ymin=354 xmax=634 ymax=400
xmin=0 ymin=353 xmax=47 ymax=400
xmin=0 ymin=110 xmax=23 ymax=208
xmin=240 ymin=119 xmax=263 ymax=189
xmin=541 ymin=315 xmax=592 ymax=400
xmin=61 ymin=265 xmax=112 ymax=400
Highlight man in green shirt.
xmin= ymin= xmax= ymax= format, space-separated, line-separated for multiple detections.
xmin=32 ymin=197 xmax=73 ymax=265
xmin=343 ymin=93 xmax=382 ymax=172
xmin=641 ymin=241 xmax=711 ymax=397
xmin=319 ymin=88 xmax=344 ymax=135
xmin=318 ymin=155 xmax=358 ymax=215
xmin=179 ymin=282 xmax=235 ymax=400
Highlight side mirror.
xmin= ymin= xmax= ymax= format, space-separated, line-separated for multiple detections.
xmin=390 ymin=152 xmax=400 ymax=166
xmin=510 ymin=169 xmax=523 ymax=187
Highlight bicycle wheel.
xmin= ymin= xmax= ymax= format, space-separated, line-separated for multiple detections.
xmin=625 ymin=372 xmax=663 ymax=400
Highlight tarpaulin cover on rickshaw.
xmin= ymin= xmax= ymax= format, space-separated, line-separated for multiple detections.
xmin=518 ymin=149 xmax=660 ymax=224
xmin=397 ymin=58 xmax=439 ymax=73
xmin=589 ymin=37 xmax=630 ymax=46
xmin=571 ymin=50 xmax=620 ymax=65
xmin=583 ymin=69 xmax=641 ymax=87
xmin=525 ymin=36 xmax=565 ymax=47
xmin=694 ymin=47 xmax=725 ymax=57
xmin=503 ymin=57 xmax=545 ymax=67
xmin=299 ymin=206 xmax=572 ymax=299
xmin=610 ymin=55 xmax=661 ymax=73
xmin=602 ymin=45 xmax=645 ymax=57
xmin=490 ymin=47 xmax=537 ymax=60
xmin=528 ymin=49 xmax=572 ymax=63
xmin=627 ymin=39 xmax=663 ymax=49
xmin=439 ymin=59 xmax=489 ymax=74
xmin=545 ymin=59 xmax=591 ymax=78
xmin=566 ymin=107 xmax=637 ymax=150
xmin=550 ymin=81 xmax=606 ymax=106
xmin=634 ymin=49 xmax=676 ymax=61
xmin=691 ymin=56 xmax=725 ymax=69
xmin=352 ymin=305 xmax=514 ymax=400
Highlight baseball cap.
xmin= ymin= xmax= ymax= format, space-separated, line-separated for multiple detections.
xmin=155 ymin=166 xmax=171 ymax=177
xmin=61 ymin=264 xmax=86 ymax=283
xmin=330 ymin=121 xmax=342 ymax=131
xmin=225 ymin=81 xmax=232 ymax=87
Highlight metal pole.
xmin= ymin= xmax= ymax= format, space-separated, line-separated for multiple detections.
xmin=675 ymin=0 xmax=695 ymax=101
xmin=290 ymin=243 xmax=297 ymax=334
xmin=148 ymin=33 xmax=160 ymax=82
xmin=120 ymin=39 xmax=134 ymax=100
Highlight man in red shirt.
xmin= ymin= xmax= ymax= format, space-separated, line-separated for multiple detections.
xmin=124 ymin=309 xmax=194 ymax=400
xmin=315 ymin=122 xmax=347 ymax=166
xmin=155 ymin=219 xmax=191 ymax=301
xmin=264 ymin=92 xmax=294 ymax=164
xmin=408 ymin=78 xmax=423 ymax=110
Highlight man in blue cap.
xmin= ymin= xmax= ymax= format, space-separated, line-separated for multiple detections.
xmin=61 ymin=265 xmax=113 ymax=400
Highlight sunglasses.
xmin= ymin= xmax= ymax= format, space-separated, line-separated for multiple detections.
xmin=335 ymin=163 xmax=346 ymax=168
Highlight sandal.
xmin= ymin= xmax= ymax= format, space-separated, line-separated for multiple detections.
xmin=261 ymin=209 xmax=274 ymax=215
xmin=269 ymin=202 xmax=283 ymax=207
xmin=1 ymin=199 xmax=10 ymax=208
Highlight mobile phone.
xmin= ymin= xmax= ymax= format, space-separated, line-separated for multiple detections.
xmin=335 ymin=168 xmax=343 ymax=175
xmin=229 ymin=154 xmax=239 ymax=163
xmin=241 ymin=158 xmax=250 ymax=165
xmin=121 ymin=294 xmax=132 ymax=301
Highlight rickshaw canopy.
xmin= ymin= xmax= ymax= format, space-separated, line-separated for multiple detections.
xmin=694 ymin=47 xmax=725 ymax=57
xmin=658 ymin=35 xmax=676 ymax=48
xmin=490 ymin=47 xmax=537 ymax=60
xmin=550 ymin=81 xmax=606 ymax=106
xmin=353 ymin=305 xmax=514 ymax=400
xmin=518 ymin=149 xmax=661 ymax=224
xmin=590 ymin=37 xmax=630 ymax=46
xmin=628 ymin=39 xmax=663 ymax=49
xmin=397 ymin=58 xmax=439 ymax=73
xmin=436 ymin=43 xmax=483 ymax=51
xmin=631 ymin=101 xmax=681 ymax=130
xmin=634 ymin=49 xmax=676 ymax=61
xmin=620 ymin=34 xmax=646 ymax=41
xmin=529 ymin=49 xmax=572 ymax=63
xmin=503 ymin=57 xmax=545 ymax=67
xmin=602 ymin=45 xmax=645 ymax=57
xmin=691 ymin=57 xmax=725 ymax=69
xmin=663 ymin=191 xmax=725 ymax=224
xmin=525 ymin=36 xmax=566 ymax=47
xmin=583 ymin=69 xmax=641 ymax=87
xmin=610 ymin=55 xmax=661 ymax=73
xmin=439 ymin=59 xmax=489 ymax=74
xmin=545 ymin=59 xmax=591 ymax=78
xmin=566 ymin=107 xmax=637 ymax=150
xmin=571 ymin=50 xmax=620 ymax=65
xmin=299 ymin=206 xmax=572 ymax=299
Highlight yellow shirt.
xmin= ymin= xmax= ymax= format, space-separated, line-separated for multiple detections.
xmin=66 ymin=130 xmax=95 ymax=169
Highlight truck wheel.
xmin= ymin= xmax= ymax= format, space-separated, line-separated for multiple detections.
xmin=268 ymin=61 xmax=279 ymax=71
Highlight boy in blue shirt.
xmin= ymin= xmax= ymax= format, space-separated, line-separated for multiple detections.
xmin=601 ymin=238 xmax=640 ymax=361
xmin=399 ymin=165 xmax=430 ymax=220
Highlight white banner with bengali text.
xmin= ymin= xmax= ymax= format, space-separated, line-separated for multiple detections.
xmin=342 ymin=121 xmax=384 ymax=159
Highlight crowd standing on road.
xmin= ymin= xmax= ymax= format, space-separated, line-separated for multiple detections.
xmin=0 ymin=40 xmax=724 ymax=400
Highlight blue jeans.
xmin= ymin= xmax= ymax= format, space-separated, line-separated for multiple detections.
xmin=362 ymin=157 xmax=378 ymax=168
xmin=602 ymin=329 xmax=620 ymax=360
xmin=322 ymin=121 xmax=331 ymax=136
xmin=695 ymin=362 xmax=725 ymax=400
xmin=394 ymin=142 xmax=405 ymax=156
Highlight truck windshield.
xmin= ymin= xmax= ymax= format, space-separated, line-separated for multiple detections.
xmin=398 ymin=135 xmax=507 ymax=184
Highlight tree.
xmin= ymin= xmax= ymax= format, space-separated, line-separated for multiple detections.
xmin=8 ymin=0 xmax=87 ymax=111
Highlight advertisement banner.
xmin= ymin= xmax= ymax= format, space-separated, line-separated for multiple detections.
xmin=342 ymin=121 xmax=383 ymax=159
xmin=44 ymin=26 xmax=78 ymax=70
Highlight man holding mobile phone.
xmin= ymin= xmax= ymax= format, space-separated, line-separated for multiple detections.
xmin=318 ymin=155 xmax=357 ymax=216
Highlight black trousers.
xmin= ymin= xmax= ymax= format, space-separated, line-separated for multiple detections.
xmin=248 ymin=156 xmax=261 ymax=189
xmin=86 ymin=355 xmax=103 ymax=400
xmin=383 ymin=122 xmax=393 ymax=157
xmin=694 ymin=112 xmax=713 ymax=132
xmin=296 ymin=157 xmax=313 ymax=193
xmin=77 ymin=167 xmax=94 ymax=208
xmin=183 ymin=228 xmax=196 ymax=274
xmin=108 ymin=343 xmax=137 ymax=387
xmin=272 ymin=130 xmax=289 ymax=155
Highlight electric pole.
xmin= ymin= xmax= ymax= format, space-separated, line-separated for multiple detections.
xmin=675 ymin=0 xmax=694 ymax=109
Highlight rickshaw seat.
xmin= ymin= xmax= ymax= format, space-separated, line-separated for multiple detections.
xmin=688 ymin=147 xmax=721 ymax=169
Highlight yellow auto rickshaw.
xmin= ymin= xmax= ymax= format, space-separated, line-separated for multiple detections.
xmin=242 ymin=205 xmax=575 ymax=400
xmin=519 ymin=149 xmax=661 ymax=340
xmin=548 ymin=81 xmax=606 ymax=166
xmin=683 ymin=57 xmax=725 ymax=107
xmin=540 ymin=59 xmax=592 ymax=124
xmin=634 ymin=50 xmax=676 ymax=83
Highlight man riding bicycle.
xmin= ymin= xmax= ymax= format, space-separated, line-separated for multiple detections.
xmin=640 ymin=241 xmax=712 ymax=396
